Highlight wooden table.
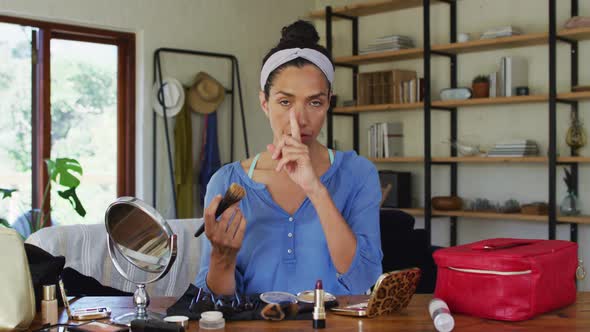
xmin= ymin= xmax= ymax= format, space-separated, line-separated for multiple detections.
xmin=30 ymin=293 xmax=590 ymax=331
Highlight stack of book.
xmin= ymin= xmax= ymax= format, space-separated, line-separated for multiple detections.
xmin=487 ymin=140 xmax=539 ymax=157
xmin=480 ymin=26 xmax=523 ymax=39
xmin=368 ymin=122 xmax=404 ymax=158
xmin=360 ymin=35 xmax=415 ymax=54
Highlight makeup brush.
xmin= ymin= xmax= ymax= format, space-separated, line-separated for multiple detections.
xmin=194 ymin=183 xmax=246 ymax=237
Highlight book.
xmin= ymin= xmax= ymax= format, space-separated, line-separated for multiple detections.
xmin=391 ymin=70 xmax=417 ymax=104
xmin=386 ymin=122 xmax=404 ymax=157
xmin=503 ymin=56 xmax=528 ymax=97
xmin=489 ymin=72 xmax=497 ymax=98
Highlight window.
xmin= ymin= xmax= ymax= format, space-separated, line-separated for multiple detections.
xmin=0 ymin=16 xmax=135 ymax=228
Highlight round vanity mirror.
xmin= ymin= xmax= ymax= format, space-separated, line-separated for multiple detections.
xmin=105 ymin=197 xmax=177 ymax=325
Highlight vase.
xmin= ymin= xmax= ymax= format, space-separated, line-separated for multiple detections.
xmin=560 ymin=192 xmax=581 ymax=216
xmin=472 ymin=82 xmax=489 ymax=98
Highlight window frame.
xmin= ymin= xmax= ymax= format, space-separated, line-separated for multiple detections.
xmin=0 ymin=15 xmax=135 ymax=223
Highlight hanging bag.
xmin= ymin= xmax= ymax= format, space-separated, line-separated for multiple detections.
xmin=0 ymin=228 xmax=36 ymax=331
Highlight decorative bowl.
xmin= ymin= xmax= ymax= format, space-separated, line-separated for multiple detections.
xmin=432 ymin=196 xmax=463 ymax=211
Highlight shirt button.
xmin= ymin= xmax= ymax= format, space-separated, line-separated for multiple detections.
xmin=287 ymin=249 xmax=293 ymax=254
xmin=288 ymin=232 xmax=293 ymax=238
xmin=288 ymin=217 xmax=294 ymax=222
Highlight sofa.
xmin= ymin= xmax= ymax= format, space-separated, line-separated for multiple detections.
xmin=379 ymin=209 xmax=438 ymax=293
xmin=25 ymin=210 xmax=437 ymax=298
xmin=25 ymin=219 xmax=204 ymax=298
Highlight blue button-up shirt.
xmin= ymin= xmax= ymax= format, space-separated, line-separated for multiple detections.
xmin=195 ymin=150 xmax=383 ymax=295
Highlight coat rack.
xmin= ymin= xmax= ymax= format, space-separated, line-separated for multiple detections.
xmin=152 ymin=48 xmax=250 ymax=218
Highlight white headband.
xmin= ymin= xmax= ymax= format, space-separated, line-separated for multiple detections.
xmin=260 ymin=48 xmax=334 ymax=91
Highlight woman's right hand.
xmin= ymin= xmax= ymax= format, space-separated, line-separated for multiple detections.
xmin=204 ymin=194 xmax=247 ymax=267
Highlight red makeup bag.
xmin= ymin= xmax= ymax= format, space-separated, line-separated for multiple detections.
xmin=433 ymin=238 xmax=581 ymax=321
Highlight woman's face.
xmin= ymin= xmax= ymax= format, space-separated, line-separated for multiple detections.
xmin=259 ymin=64 xmax=331 ymax=145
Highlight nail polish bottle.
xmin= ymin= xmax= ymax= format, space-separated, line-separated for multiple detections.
xmin=41 ymin=284 xmax=58 ymax=325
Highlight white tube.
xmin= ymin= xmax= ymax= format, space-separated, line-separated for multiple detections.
xmin=429 ymin=298 xmax=455 ymax=332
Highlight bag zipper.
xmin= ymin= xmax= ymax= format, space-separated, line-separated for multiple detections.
xmin=448 ymin=267 xmax=531 ymax=276
xmin=450 ymin=259 xmax=585 ymax=278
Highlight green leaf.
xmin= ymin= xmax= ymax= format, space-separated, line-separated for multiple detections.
xmin=0 ymin=188 xmax=17 ymax=199
xmin=0 ymin=218 xmax=10 ymax=228
xmin=57 ymin=187 xmax=86 ymax=217
xmin=45 ymin=159 xmax=56 ymax=179
xmin=45 ymin=158 xmax=83 ymax=188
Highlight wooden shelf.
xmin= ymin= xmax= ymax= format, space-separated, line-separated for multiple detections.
xmin=335 ymin=94 xmax=585 ymax=114
xmin=557 ymin=91 xmax=590 ymax=101
xmin=558 ymin=26 xmax=590 ymax=41
xmin=335 ymin=48 xmax=423 ymax=65
xmin=433 ymin=33 xmax=548 ymax=54
xmin=432 ymin=95 xmax=548 ymax=108
xmin=370 ymin=157 xmax=423 ymax=163
xmin=333 ymin=28 xmax=590 ymax=66
xmin=371 ymin=156 xmax=590 ymax=164
xmin=558 ymin=215 xmax=590 ymax=224
xmin=432 ymin=156 xmax=547 ymax=163
xmin=309 ymin=0 xmax=438 ymax=19
xmin=334 ymin=102 xmax=423 ymax=113
xmin=383 ymin=209 xmax=590 ymax=224
xmin=335 ymin=95 xmax=548 ymax=113
xmin=557 ymin=157 xmax=590 ymax=163
xmin=381 ymin=208 xmax=425 ymax=217
xmin=400 ymin=208 xmax=425 ymax=216
xmin=433 ymin=210 xmax=548 ymax=222
xmin=334 ymin=33 xmax=550 ymax=66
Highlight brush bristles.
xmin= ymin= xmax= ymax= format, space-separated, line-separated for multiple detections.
xmin=214 ymin=183 xmax=246 ymax=218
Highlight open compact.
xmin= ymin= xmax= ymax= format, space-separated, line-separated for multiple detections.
xmin=296 ymin=290 xmax=336 ymax=303
xmin=260 ymin=291 xmax=298 ymax=304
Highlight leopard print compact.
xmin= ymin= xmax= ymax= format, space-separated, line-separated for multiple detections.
xmin=366 ymin=267 xmax=421 ymax=317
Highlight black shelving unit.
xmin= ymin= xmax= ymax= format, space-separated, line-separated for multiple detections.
xmin=323 ymin=0 xmax=585 ymax=246
xmin=552 ymin=0 xmax=581 ymax=242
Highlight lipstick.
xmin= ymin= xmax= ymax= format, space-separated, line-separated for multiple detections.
xmin=313 ymin=279 xmax=326 ymax=329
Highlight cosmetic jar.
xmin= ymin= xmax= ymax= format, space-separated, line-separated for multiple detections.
xmin=516 ymin=86 xmax=529 ymax=96
xmin=164 ymin=315 xmax=189 ymax=329
xmin=199 ymin=311 xmax=225 ymax=330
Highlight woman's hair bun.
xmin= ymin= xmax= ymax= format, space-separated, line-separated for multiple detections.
xmin=279 ymin=20 xmax=319 ymax=47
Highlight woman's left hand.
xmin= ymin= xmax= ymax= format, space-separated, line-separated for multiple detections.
xmin=267 ymin=110 xmax=322 ymax=195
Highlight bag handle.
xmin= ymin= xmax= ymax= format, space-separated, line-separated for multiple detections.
xmin=471 ymin=240 xmax=534 ymax=251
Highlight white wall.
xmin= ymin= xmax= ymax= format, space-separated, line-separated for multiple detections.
xmin=313 ymin=0 xmax=590 ymax=290
xmin=0 ymin=0 xmax=314 ymax=217
xmin=2 ymin=0 xmax=589 ymax=289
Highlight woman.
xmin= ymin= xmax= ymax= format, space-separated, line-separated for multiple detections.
xmin=195 ymin=20 xmax=382 ymax=296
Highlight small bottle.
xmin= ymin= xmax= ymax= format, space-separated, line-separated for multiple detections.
xmin=429 ymin=298 xmax=454 ymax=332
xmin=41 ymin=284 xmax=58 ymax=325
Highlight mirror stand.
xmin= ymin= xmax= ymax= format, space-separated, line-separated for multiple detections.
xmin=111 ymin=284 xmax=165 ymax=325
xmin=105 ymin=197 xmax=178 ymax=325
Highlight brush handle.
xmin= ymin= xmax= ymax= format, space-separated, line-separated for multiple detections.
xmin=193 ymin=199 xmax=232 ymax=237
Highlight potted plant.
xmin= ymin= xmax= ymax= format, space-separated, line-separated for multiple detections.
xmin=472 ymin=75 xmax=490 ymax=98
xmin=0 ymin=188 xmax=17 ymax=228
xmin=1 ymin=158 xmax=86 ymax=238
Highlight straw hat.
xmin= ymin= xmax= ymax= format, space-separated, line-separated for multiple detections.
xmin=188 ymin=72 xmax=225 ymax=114
xmin=152 ymin=77 xmax=185 ymax=117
